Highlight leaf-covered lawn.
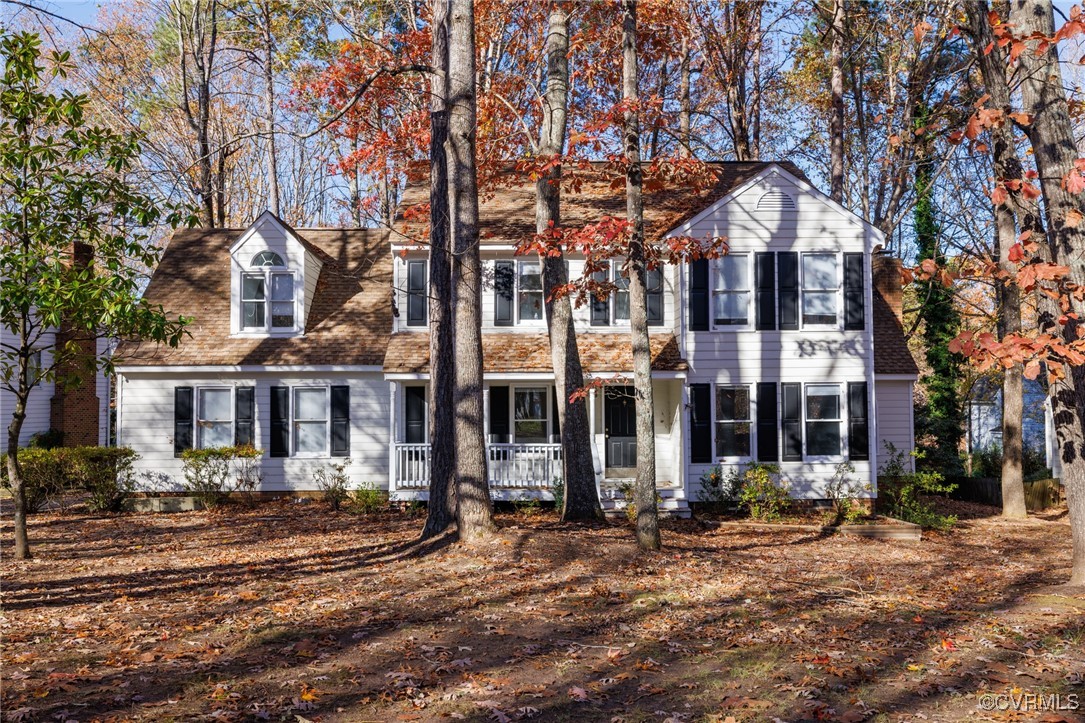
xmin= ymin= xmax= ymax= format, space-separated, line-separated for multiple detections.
xmin=2 ymin=500 xmax=1083 ymax=722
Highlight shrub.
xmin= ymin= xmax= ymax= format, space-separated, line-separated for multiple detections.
xmin=71 ymin=447 xmax=138 ymax=513
xmin=28 ymin=428 xmax=63 ymax=449
xmin=698 ymin=463 xmax=742 ymax=509
xmin=513 ymin=494 xmax=542 ymax=516
xmin=313 ymin=460 xmax=351 ymax=510
xmin=179 ymin=446 xmax=263 ymax=509
xmin=349 ymin=481 xmax=386 ymax=514
xmin=737 ymin=463 xmax=789 ymax=521
xmin=551 ymin=476 xmax=565 ymax=512
xmin=0 ymin=447 xmax=68 ymax=513
xmin=878 ymin=442 xmax=957 ymax=530
xmin=824 ymin=462 xmax=868 ymax=526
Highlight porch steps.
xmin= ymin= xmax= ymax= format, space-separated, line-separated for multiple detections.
xmin=598 ymin=482 xmax=691 ymax=519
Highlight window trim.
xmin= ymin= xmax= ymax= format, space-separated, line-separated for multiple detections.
xmin=711 ymin=253 xmax=754 ymax=331
xmin=800 ymin=252 xmax=843 ymax=330
xmin=292 ymin=385 xmax=331 ymax=458
xmin=802 ymin=382 xmax=845 ymax=462
xmin=515 ymin=260 xmax=546 ymax=326
xmin=714 ymin=384 xmax=754 ymax=462
xmin=240 ymin=268 xmax=298 ymax=334
xmin=195 ymin=386 xmax=235 ymax=450
xmin=510 ymin=385 xmax=553 ymax=444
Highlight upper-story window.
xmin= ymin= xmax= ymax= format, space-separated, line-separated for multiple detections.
xmin=713 ymin=254 xmax=750 ymax=327
xmin=801 ymin=253 xmax=839 ymax=326
xmin=406 ymin=259 xmax=427 ymax=326
xmin=494 ymin=260 xmax=545 ymax=326
xmin=590 ymin=260 xmax=664 ymax=326
xmin=241 ymin=252 xmax=295 ymax=332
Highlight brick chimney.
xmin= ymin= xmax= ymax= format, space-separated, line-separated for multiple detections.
xmin=872 ymin=251 xmax=905 ymax=323
xmin=50 ymin=242 xmax=100 ymax=447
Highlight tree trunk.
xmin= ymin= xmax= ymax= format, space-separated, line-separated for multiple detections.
xmin=828 ymin=0 xmax=846 ymax=202
xmin=536 ymin=4 xmax=603 ymax=522
xmin=6 ymin=341 xmax=30 ymax=559
xmin=964 ymin=1 xmax=1030 ymax=518
xmin=261 ymin=0 xmax=279 ymax=216
xmin=422 ymin=0 xmax=457 ymax=540
xmin=447 ymin=0 xmax=495 ymax=542
xmin=621 ymin=0 xmax=661 ymax=552
xmin=1011 ymin=0 xmax=1085 ymax=584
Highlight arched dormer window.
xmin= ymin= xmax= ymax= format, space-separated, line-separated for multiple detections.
xmin=241 ymin=252 xmax=296 ymax=331
xmin=251 ymin=251 xmax=285 ymax=267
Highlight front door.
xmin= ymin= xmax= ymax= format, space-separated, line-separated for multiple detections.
xmin=604 ymin=386 xmax=637 ymax=473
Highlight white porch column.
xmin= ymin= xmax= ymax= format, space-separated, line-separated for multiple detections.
xmin=388 ymin=381 xmax=397 ymax=497
xmin=588 ymin=387 xmax=602 ymax=484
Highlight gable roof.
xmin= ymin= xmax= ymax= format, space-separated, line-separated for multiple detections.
xmin=115 ymin=227 xmax=391 ymax=367
xmin=393 ymin=161 xmax=810 ymax=248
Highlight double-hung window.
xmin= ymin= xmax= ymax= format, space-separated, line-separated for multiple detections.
xmin=513 ymin=387 xmax=548 ymax=443
xmin=715 ymin=386 xmax=751 ymax=458
xmin=713 ymin=254 xmax=750 ymax=327
xmin=294 ymin=387 xmax=329 ymax=455
xmin=801 ymin=253 xmax=839 ymax=326
xmin=804 ymin=384 xmax=842 ymax=457
xmin=197 ymin=387 xmax=233 ymax=448
xmin=242 ymin=251 xmax=295 ymax=332
xmin=517 ymin=261 xmax=544 ymax=322
xmin=590 ymin=261 xmax=664 ymax=326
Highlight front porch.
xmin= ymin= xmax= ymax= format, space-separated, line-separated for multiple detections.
xmin=387 ymin=377 xmax=689 ymax=515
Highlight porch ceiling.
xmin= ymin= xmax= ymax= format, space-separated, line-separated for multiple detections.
xmin=383 ymin=332 xmax=688 ymax=374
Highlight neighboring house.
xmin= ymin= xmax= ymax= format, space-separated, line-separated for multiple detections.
xmin=114 ymin=162 xmax=918 ymax=514
xmin=967 ymin=376 xmax=1048 ymax=455
xmin=0 ymin=314 xmax=110 ymax=453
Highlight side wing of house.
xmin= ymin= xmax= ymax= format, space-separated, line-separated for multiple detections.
xmin=669 ymin=165 xmax=915 ymax=499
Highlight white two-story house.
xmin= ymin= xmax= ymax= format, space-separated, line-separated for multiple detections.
xmin=114 ymin=162 xmax=917 ymax=514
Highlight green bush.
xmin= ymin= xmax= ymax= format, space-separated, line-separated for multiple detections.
xmin=70 ymin=447 xmax=138 ymax=513
xmin=824 ymin=462 xmax=868 ymax=526
xmin=697 ymin=463 xmax=742 ymax=508
xmin=313 ymin=460 xmax=351 ymax=510
xmin=878 ymin=442 xmax=957 ymax=530
xmin=0 ymin=446 xmax=138 ymax=513
xmin=179 ymin=446 xmax=263 ymax=509
xmin=28 ymin=428 xmax=63 ymax=449
xmin=551 ymin=476 xmax=565 ymax=511
xmin=349 ymin=481 xmax=386 ymax=514
xmin=737 ymin=463 xmax=790 ymax=521
xmin=1 ymin=447 xmax=68 ymax=513
xmin=969 ymin=443 xmax=1049 ymax=480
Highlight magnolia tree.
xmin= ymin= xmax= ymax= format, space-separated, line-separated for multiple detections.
xmin=0 ymin=32 xmax=190 ymax=559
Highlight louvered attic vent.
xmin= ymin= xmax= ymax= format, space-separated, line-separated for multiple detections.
xmin=756 ymin=189 xmax=796 ymax=211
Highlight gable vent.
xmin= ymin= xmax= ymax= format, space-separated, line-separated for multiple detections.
xmin=756 ymin=190 xmax=796 ymax=211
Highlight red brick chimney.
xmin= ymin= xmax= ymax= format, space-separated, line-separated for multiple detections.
xmin=872 ymin=251 xmax=905 ymax=323
xmin=50 ymin=242 xmax=100 ymax=447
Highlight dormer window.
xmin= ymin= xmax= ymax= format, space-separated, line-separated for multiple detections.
xmin=241 ymin=253 xmax=296 ymax=332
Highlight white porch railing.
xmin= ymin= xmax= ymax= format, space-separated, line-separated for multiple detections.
xmin=393 ymin=443 xmax=562 ymax=490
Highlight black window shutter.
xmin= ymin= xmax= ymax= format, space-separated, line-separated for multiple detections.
xmin=174 ymin=387 xmax=194 ymax=457
xmin=689 ymin=259 xmax=710 ymax=331
xmin=235 ymin=387 xmax=254 ymax=448
xmin=844 ymin=252 xmax=865 ymax=331
xmin=551 ymin=386 xmax=561 ymax=440
xmin=756 ymin=382 xmax=778 ymax=462
xmin=489 ymin=385 xmax=510 ymax=443
xmin=270 ymin=386 xmax=290 ymax=457
xmin=647 ymin=267 xmax=664 ymax=325
xmin=781 ymin=382 xmax=802 ymax=461
xmin=330 ymin=385 xmax=350 ymax=457
xmin=406 ymin=260 xmax=427 ymax=326
xmin=848 ymin=382 xmax=869 ymax=461
xmin=590 ymin=268 xmax=609 ymax=326
xmin=778 ymin=252 xmax=799 ymax=331
xmin=405 ymin=386 xmax=426 ymax=444
xmin=755 ymin=252 xmax=776 ymax=330
xmin=689 ymin=383 xmax=712 ymax=463
xmin=494 ymin=260 xmax=515 ymax=326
